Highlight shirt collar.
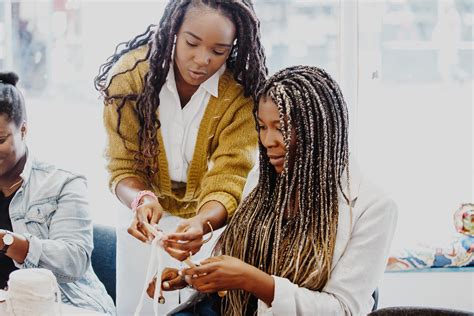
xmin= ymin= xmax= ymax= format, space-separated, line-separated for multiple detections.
xmin=166 ymin=63 xmax=226 ymax=98
xmin=201 ymin=64 xmax=225 ymax=98
xmin=19 ymin=147 xmax=33 ymax=186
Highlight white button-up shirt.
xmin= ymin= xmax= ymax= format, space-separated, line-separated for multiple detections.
xmin=158 ymin=64 xmax=225 ymax=183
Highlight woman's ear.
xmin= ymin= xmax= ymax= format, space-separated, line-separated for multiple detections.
xmin=20 ymin=121 xmax=27 ymax=140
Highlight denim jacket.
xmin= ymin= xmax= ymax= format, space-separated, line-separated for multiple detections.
xmin=9 ymin=152 xmax=115 ymax=315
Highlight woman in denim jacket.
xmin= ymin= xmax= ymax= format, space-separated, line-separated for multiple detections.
xmin=0 ymin=72 xmax=115 ymax=315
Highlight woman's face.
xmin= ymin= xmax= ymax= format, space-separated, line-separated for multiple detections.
xmin=174 ymin=7 xmax=236 ymax=87
xmin=257 ymin=97 xmax=288 ymax=174
xmin=0 ymin=114 xmax=26 ymax=177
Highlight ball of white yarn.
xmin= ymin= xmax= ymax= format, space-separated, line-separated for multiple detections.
xmin=6 ymin=268 xmax=61 ymax=316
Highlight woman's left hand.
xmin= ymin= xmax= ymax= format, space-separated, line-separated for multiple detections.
xmin=181 ymin=255 xmax=251 ymax=293
xmin=164 ymin=217 xmax=206 ymax=261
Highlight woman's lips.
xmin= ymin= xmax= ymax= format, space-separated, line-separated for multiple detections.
xmin=268 ymin=156 xmax=284 ymax=166
xmin=188 ymin=69 xmax=206 ymax=80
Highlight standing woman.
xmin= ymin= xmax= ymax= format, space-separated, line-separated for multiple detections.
xmin=181 ymin=66 xmax=398 ymax=315
xmin=94 ymin=0 xmax=266 ymax=313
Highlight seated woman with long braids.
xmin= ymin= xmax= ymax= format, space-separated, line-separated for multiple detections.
xmin=171 ymin=65 xmax=398 ymax=315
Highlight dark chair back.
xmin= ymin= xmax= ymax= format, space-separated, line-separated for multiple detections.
xmin=372 ymin=288 xmax=379 ymax=311
xmin=91 ymin=224 xmax=116 ymax=304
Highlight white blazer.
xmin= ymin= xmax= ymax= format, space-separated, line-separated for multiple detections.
xmin=243 ymin=162 xmax=398 ymax=316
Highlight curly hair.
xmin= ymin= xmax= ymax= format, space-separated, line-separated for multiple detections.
xmin=94 ymin=0 xmax=267 ymax=177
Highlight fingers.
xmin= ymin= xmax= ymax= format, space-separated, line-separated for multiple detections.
xmin=192 ymin=283 xmax=219 ymax=293
xmin=199 ymin=256 xmax=222 ymax=265
xmin=134 ymin=202 xmax=165 ymax=241
xmin=167 ymin=219 xmax=202 ymax=241
xmin=165 ymin=232 xmax=204 ymax=259
xmin=164 ymin=246 xmax=194 ymax=262
xmin=175 ymin=220 xmax=188 ymax=233
xmin=162 ymin=275 xmax=187 ymax=291
xmin=147 ymin=277 xmax=156 ymax=299
xmin=127 ymin=218 xmax=149 ymax=242
xmin=159 ymin=268 xmax=189 ymax=291
xmin=164 ymin=238 xmax=202 ymax=252
xmin=161 ymin=268 xmax=179 ymax=282
xmin=167 ymin=230 xmax=202 ymax=242
xmin=150 ymin=207 xmax=163 ymax=225
xmin=136 ymin=206 xmax=156 ymax=241
xmin=186 ymin=274 xmax=219 ymax=292
xmin=182 ymin=262 xmax=218 ymax=276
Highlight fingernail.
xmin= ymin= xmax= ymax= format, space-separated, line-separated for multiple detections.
xmin=178 ymin=270 xmax=183 ymax=276
xmin=163 ymin=282 xmax=170 ymax=289
xmin=192 ymin=274 xmax=198 ymax=278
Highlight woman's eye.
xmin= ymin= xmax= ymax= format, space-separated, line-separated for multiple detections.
xmin=213 ymin=50 xmax=225 ymax=56
xmin=186 ymin=41 xmax=198 ymax=47
xmin=0 ymin=139 xmax=7 ymax=144
xmin=258 ymin=125 xmax=266 ymax=130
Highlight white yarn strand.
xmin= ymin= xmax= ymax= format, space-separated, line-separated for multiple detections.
xmin=134 ymin=225 xmax=167 ymax=316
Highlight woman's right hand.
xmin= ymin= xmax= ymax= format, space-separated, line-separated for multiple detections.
xmin=127 ymin=196 xmax=165 ymax=242
xmin=147 ymin=268 xmax=187 ymax=298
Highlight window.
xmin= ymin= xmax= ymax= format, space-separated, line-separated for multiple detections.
xmin=357 ymin=0 xmax=473 ymax=249
xmin=2 ymin=0 xmax=472 ymax=248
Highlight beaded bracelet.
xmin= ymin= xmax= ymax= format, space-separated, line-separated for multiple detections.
xmin=131 ymin=190 xmax=158 ymax=212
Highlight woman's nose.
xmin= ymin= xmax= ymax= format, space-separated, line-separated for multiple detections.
xmin=194 ymin=49 xmax=211 ymax=66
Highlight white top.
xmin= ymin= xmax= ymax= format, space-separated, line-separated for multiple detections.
xmin=158 ymin=64 xmax=225 ymax=183
xmin=243 ymin=162 xmax=398 ymax=316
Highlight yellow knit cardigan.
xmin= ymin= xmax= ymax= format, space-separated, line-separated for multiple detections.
xmin=103 ymin=46 xmax=258 ymax=218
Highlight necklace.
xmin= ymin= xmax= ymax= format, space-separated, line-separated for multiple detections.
xmin=7 ymin=178 xmax=23 ymax=190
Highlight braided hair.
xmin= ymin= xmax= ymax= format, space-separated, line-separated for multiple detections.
xmin=217 ymin=65 xmax=350 ymax=315
xmin=94 ymin=0 xmax=267 ymax=176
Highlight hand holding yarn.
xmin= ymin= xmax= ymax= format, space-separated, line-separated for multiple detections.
xmin=164 ymin=219 xmax=213 ymax=262
xmin=128 ymin=191 xmax=166 ymax=243
xmin=147 ymin=267 xmax=187 ymax=297
xmin=182 ymin=255 xmax=251 ymax=295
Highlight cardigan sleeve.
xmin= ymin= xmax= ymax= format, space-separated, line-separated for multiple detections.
xmin=102 ymin=48 xmax=150 ymax=193
xmin=196 ymin=95 xmax=258 ymax=218
xmin=257 ymin=194 xmax=398 ymax=315
xmin=103 ymin=98 xmax=150 ymax=194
